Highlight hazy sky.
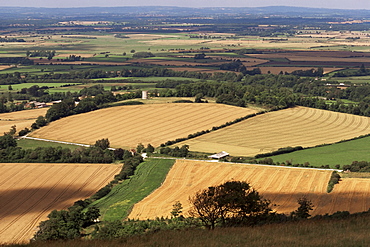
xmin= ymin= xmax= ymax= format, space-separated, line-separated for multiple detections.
xmin=0 ymin=0 xmax=369 ymax=9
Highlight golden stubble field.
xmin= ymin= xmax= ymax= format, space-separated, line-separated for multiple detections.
xmin=129 ymin=160 xmax=370 ymax=220
xmin=29 ymin=103 xmax=258 ymax=148
xmin=177 ymin=106 xmax=370 ymax=156
xmin=0 ymin=163 xmax=121 ymax=244
xmin=0 ymin=108 xmax=48 ymax=135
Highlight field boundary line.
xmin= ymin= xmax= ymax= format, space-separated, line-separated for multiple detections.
xmin=150 ymin=157 xmax=343 ymax=172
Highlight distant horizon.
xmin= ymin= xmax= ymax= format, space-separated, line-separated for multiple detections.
xmin=0 ymin=0 xmax=369 ymax=10
xmin=0 ymin=5 xmax=367 ymax=10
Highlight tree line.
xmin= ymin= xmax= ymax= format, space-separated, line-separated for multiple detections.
xmin=0 ymin=135 xmax=125 ymax=163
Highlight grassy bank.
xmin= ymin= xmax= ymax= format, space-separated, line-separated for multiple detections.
xmin=7 ymin=212 xmax=370 ymax=247
xmin=90 ymin=158 xmax=175 ymax=221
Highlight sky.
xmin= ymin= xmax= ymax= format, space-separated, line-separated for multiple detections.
xmin=0 ymin=0 xmax=370 ymax=10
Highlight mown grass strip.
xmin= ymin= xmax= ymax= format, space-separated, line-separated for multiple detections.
xmin=91 ymin=158 xmax=175 ymax=221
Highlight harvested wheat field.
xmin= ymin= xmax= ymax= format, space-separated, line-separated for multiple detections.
xmin=29 ymin=103 xmax=258 ymax=148
xmin=0 ymin=108 xmax=48 ymax=135
xmin=0 ymin=66 xmax=11 ymax=71
xmin=177 ymin=106 xmax=370 ymax=156
xmin=129 ymin=160 xmax=370 ymax=220
xmin=0 ymin=163 xmax=121 ymax=244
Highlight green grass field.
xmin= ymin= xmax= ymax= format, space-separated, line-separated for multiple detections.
xmin=332 ymin=76 xmax=370 ymax=84
xmin=266 ymin=136 xmax=370 ymax=168
xmin=91 ymin=158 xmax=175 ymax=221
xmin=17 ymin=138 xmax=80 ymax=150
xmin=3 ymin=82 xmax=82 ymax=91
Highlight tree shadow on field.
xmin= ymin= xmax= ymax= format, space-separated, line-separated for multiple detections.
xmin=260 ymin=191 xmax=370 ymax=216
xmin=0 ymin=186 xmax=96 ymax=218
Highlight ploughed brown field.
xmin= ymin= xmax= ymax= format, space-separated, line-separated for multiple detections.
xmin=0 ymin=108 xmax=48 ymax=135
xmin=177 ymin=106 xmax=370 ymax=157
xmin=129 ymin=160 xmax=370 ymax=220
xmin=0 ymin=163 xmax=121 ymax=244
xmin=29 ymin=103 xmax=258 ymax=148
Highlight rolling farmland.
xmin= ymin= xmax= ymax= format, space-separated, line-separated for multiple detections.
xmin=129 ymin=160 xmax=370 ymax=220
xmin=0 ymin=108 xmax=48 ymax=135
xmin=0 ymin=163 xmax=121 ymax=244
xmin=177 ymin=106 xmax=370 ymax=156
xmin=29 ymin=103 xmax=258 ymax=148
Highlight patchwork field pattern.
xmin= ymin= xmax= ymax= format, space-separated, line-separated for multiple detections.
xmin=0 ymin=163 xmax=121 ymax=244
xmin=29 ymin=103 xmax=258 ymax=148
xmin=177 ymin=106 xmax=370 ymax=156
xmin=0 ymin=108 xmax=48 ymax=135
xmin=129 ymin=160 xmax=370 ymax=220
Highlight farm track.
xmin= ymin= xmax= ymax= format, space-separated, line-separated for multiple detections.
xmin=29 ymin=103 xmax=257 ymax=148
xmin=129 ymin=160 xmax=370 ymax=220
xmin=0 ymin=163 xmax=121 ymax=244
xmin=177 ymin=107 xmax=370 ymax=156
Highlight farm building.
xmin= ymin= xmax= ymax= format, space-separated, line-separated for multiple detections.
xmin=208 ymin=151 xmax=229 ymax=159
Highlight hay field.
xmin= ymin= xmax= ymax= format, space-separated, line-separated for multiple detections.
xmin=129 ymin=159 xmax=370 ymax=220
xmin=177 ymin=107 xmax=370 ymax=157
xmin=0 ymin=163 xmax=121 ymax=244
xmin=29 ymin=103 xmax=258 ymax=148
xmin=0 ymin=108 xmax=48 ymax=135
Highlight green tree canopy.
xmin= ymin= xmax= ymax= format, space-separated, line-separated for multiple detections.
xmin=189 ymin=181 xmax=272 ymax=229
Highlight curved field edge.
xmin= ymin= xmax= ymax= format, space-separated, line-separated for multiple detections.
xmin=263 ymin=135 xmax=370 ymax=168
xmin=129 ymin=159 xmax=370 ymax=220
xmin=176 ymin=106 xmax=370 ymax=157
xmin=29 ymin=103 xmax=258 ymax=149
xmin=0 ymin=163 xmax=121 ymax=244
xmin=90 ymin=158 xmax=175 ymax=221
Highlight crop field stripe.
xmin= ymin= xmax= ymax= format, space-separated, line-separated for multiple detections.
xmin=0 ymin=165 xmax=71 ymax=236
xmin=0 ymin=165 xmax=55 ymax=219
xmin=177 ymin=107 xmax=370 ymax=156
xmin=12 ymin=165 xmax=121 ymax=243
xmin=0 ymin=164 xmax=121 ymax=244
xmin=30 ymin=104 xmax=257 ymax=148
xmin=129 ymin=160 xmax=365 ymax=220
xmin=8 ymin=165 xmax=93 ymax=243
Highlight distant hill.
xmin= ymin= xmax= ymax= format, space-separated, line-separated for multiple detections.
xmin=0 ymin=6 xmax=370 ymax=19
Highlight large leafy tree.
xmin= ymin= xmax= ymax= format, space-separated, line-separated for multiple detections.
xmin=189 ymin=181 xmax=272 ymax=229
